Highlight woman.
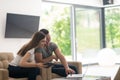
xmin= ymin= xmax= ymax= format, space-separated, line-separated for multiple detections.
xmin=35 ymin=29 xmax=78 ymax=77
xmin=8 ymin=31 xmax=46 ymax=80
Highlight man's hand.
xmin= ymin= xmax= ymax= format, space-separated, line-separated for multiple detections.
xmin=65 ymin=68 xmax=75 ymax=75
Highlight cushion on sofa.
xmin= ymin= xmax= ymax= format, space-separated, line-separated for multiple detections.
xmin=0 ymin=52 xmax=14 ymax=62
xmin=0 ymin=52 xmax=13 ymax=69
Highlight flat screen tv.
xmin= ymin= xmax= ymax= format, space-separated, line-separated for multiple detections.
xmin=5 ymin=13 xmax=40 ymax=38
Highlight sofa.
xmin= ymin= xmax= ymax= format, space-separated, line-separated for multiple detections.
xmin=0 ymin=52 xmax=42 ymax=80
xmin=0 ymin=52 xmax=82 ymax=80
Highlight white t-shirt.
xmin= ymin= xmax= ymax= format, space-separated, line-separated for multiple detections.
xmin=10 ymin=48 xmax=35 ymax=66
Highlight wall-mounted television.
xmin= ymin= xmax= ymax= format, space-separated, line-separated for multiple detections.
xmin=5 ymin=13 xmax=40 ymax=38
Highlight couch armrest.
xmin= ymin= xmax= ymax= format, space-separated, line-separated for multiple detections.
xmin=0 ymin=69 xmax=9 ymax=80
xmin=41 ymin=67 xmax=52 ymax=80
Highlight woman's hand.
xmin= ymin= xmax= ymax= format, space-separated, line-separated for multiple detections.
xmin=36 ymin=63 xmax=47 ymax=68
xmin=65 ymin=68 xmax=75 ymax=75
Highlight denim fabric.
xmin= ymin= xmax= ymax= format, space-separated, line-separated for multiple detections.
xmin=52 ymin=64 xmax=78 ymax=77
xmin=8 ymin=65 xmax=40 ymax=80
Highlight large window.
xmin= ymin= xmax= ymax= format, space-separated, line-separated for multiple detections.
xmin=41 ymin=2 xmax=103 ymax=64
xmin=41 ymin=1 xmax=120 ymax=65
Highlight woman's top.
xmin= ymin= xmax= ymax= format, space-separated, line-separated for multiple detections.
xmin=9 ymin=48 xmax=35 ymax=66
xmin=35 ymin=42 xmax=58 ymax=59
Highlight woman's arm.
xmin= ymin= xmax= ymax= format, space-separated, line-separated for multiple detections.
xmin=19 ymin=52 xmax=44 ymax=68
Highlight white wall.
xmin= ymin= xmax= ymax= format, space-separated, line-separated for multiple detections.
xmin=0 ymin=0 xmax=41 ymax=56
xmin=43 ymin=0 xmax=102 ymax=6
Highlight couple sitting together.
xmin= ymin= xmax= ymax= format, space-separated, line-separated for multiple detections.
xmin=8 ymin=29 xmax=78 ymax=80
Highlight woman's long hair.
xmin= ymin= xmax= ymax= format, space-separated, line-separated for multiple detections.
xmin=17 ymin=31 xmax=45 ymax=56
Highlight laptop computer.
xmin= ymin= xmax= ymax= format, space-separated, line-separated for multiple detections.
xmin=66 ymin=74 xmax=83 ymax=78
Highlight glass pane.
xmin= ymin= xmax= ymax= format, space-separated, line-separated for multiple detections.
xmin=41 ymin=2 xmax=72 ymax=60
xmin=75 ymin=8 xmax=101 ymax=64
xmin=105 ymin=6 xmax=120 ymax=63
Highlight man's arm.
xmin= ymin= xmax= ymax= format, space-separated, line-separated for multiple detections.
xmin=54 ymin=48 xmax=75 ymax=75
xmin=35 ymin=52 xmax=58 ymax=63
xmin=54 ymin=48 xmax=69 ymax=69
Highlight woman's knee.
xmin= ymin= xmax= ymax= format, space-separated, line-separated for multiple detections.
xmin=30 ymin=67 xmax=40 ymax=75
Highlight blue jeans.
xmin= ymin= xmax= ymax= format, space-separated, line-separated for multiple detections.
xmin=8 ymin=65 xmax=40 ymax=80
xmin=52 ymin=64 xmax=78 ymax=77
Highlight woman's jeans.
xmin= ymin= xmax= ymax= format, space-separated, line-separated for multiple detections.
xmin=8 ymin=65 xmax=40 ymax=80
xmin=52 ymin=64 xmax=78 ymax=77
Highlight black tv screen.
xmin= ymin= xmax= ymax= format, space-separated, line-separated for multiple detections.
xmin=5 ymin=13 xmax=40 ymax=38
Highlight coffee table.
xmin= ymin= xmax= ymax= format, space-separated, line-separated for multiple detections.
xmin=52 ymin=75 xmax=111 ymax=80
